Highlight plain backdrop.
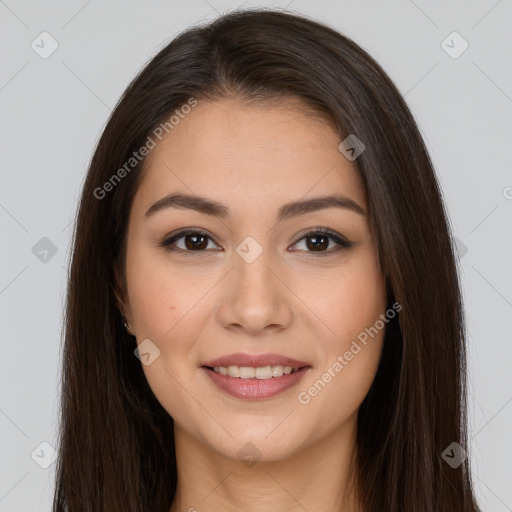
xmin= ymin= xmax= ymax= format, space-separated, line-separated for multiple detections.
xmin=0 ymin=1 xmax=511 ymax=510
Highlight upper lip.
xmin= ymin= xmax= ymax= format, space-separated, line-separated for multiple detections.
xmin=202 ymin=352 xmax=310 ymax=368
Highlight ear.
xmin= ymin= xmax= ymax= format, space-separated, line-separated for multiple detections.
xmin=113 ymin=264 xmax=132 ymax=327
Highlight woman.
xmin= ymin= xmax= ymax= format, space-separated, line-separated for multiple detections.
xmin=53 ymin=8 xmax=481 ymax=512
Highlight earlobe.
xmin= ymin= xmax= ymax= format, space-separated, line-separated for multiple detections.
xmin=113 ymin=267 xmax=134 ymax=335
xmin=114 ymin=289 xmax=133 ymax=334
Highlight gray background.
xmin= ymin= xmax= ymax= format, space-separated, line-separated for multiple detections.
xmin=1 ymin=0 xmax=511 ymax=510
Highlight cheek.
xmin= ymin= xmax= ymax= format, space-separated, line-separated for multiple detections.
xmin=127 ymin=248 xmax=208 ymax=340
xmin=128 ymin=260 xmax=207 ymax=426
xmin=126 ymin=250 xmax=213 ymax=404
xmin=296 ymin=309 xmax=385 ymax=443
xmin=304 ymin=254 xmax=386 ymax=347
xmin=295 ymin=254 xmax=386 ymax=417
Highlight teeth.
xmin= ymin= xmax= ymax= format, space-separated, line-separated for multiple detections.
xmin=272 ymin=366 xmax=283 ymax=377
xmin=211 ymin=365 xmax=299 ymax=379
xmin=239 ymin=366 xmax=255 ymax=379
xmin=227 ymin=365 xmax=239 ymax=377
xmin=254 ymin=366 xmax=272 ymax=379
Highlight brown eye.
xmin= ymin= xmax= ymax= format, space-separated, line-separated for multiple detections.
xmin=161 ymin=230 xmax=220 ymax=253
xmin=305 ymin=233 xmax=330 ymax=251
xmin=182 ymin=233 xmax=209 ymax=250
xmin=290 ymin=229 xmax=352 ymax=254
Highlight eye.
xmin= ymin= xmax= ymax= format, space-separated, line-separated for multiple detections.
xmin=161 ymin=227 xmax=352 ymax=256
xmin=290 ymin=228 xmax=353 ymax=254
xmin=161 ymin=229 xmax=221 ymax=254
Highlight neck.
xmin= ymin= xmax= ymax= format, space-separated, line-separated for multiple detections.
xmin=169 ymin=415 xmax=362 ymax=512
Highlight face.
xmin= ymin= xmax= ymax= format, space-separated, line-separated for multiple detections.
xmin=118 ymin=97 xmax=387 ymax=463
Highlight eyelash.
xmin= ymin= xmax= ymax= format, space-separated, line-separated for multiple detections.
xmin=160 ymin=227 xmax=353 ymax=256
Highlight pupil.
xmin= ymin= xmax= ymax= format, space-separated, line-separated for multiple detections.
xmin=185 ymin=234 xmax=208 ymax=250
xmin=306 ymin=235 xmax=328 ymax=251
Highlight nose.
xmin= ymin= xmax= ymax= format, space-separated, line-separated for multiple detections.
xmin=215 ymin=246 xmax=294 ymax=335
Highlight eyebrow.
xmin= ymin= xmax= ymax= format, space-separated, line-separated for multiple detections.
xmin=145 ymin=192 xmax=366 ymax=221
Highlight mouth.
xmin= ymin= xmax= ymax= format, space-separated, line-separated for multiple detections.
xmin=205 ymin=364 xmax=303 ymax=379
xmin=201 ymin=353 xmax=311 ymax=400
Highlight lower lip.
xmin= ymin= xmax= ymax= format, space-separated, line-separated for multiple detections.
xmin=202 ymin=366 xmax=310 ymax=400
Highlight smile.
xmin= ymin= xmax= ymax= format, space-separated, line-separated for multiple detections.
xmin=201 ymin=352 xmax=312 ymax=400
xmin=209 ymin=365 xmax=300 ymax=379
xmin=201 ymin=365 xmax=311 ymax=400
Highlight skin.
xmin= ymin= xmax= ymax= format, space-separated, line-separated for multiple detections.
xmin=116 ymin=97 xmax=387 ymax=512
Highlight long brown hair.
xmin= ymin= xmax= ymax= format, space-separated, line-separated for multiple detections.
xmin=53 ymin=9 xmax=480 ymax=511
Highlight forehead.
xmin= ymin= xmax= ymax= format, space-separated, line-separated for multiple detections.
xmin=134 ymin=98 xmax=367 ymax=217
